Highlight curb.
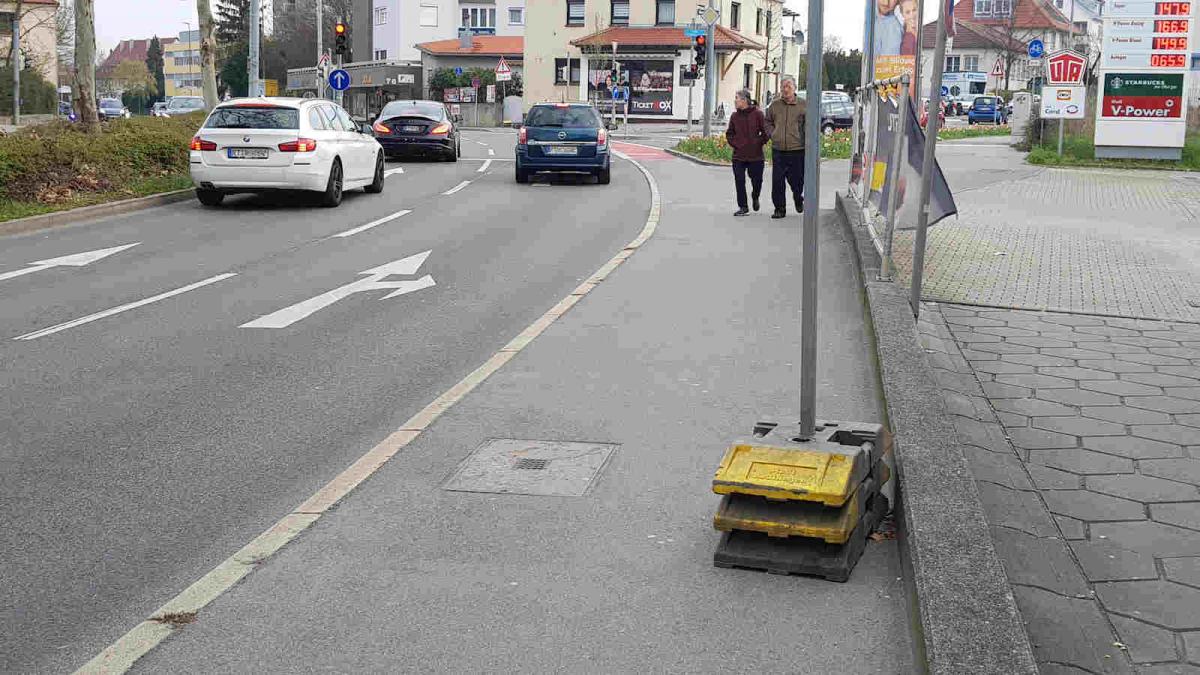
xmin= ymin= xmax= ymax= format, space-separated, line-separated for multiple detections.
xmin=663 ymin=147 xmax=730 ymax=167
xmin=835 ymin=192 xmax=1038 ymax=675
xmin=0 ymin=189 xmax=195 ymax=238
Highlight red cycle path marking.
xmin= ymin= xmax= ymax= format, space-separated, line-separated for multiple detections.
xmin=612 ymin=142 xmax=672 ymax=161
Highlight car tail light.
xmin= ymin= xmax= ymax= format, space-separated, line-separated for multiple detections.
xmin=430 ymin=122 xmax=451 ymax=135
xmin=597 ymin=128 xmax=607 ymax=148
xmin=278 ymin=138 xmax=318 ymax=152
xmin=372 ymin=121 xmax=391 ymax=134
xmin=190 ymin=137 xmax=216 ymax=151
xmin=518 ymin=127 xmax=527 ymax=145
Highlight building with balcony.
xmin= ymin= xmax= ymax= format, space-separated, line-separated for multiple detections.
xmin=351 ymin=0 xmax=526 ymax=64
xmin=523 ymin=0 xmax=782 ymax=121
xmin=164 ymin=29 xmax=202 ymax=97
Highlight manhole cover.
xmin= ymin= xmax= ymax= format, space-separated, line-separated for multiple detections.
xmin=443 ymin=439 xmax=617 ymax=497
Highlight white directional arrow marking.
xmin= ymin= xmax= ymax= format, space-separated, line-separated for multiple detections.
xmin=241 ymin=251 xmax=435 ymax=329
xmin=0 ymin=243 xmax=139 ymax=283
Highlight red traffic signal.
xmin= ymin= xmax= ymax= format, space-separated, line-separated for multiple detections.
xmin=693 ymin=34 xmax=707 ymax=67
xmin=695 ymin=35 xmax=706 ymax=47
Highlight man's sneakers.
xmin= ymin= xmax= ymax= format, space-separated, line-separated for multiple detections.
xmin=752 ymin=195 xmax=760 ymax=212
xmin=734 ymin=208 xmax=750 ymax=217
xmin=771 ymin=210 xmax=787 ymax=219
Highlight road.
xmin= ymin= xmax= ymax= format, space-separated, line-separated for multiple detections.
xmin=0 ymin=130 xmax=650 ymax=673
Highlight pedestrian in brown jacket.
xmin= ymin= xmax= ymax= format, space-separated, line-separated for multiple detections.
xmin=763 ymin=75 xmax=807 ymax=218
xmin=725 ymin=89 xmax=768 ymax=216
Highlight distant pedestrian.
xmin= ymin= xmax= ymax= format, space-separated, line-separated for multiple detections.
xmin=764 ymin=75 xmax=807 ymax=219
xmin=725 ymin=89 xmax=768 ymax=217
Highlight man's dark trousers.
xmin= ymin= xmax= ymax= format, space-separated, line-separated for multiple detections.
xmin=732 ymin=160 xmax=764 ymax=210
xmin=772 ymin=149 xmax=805 ymax=213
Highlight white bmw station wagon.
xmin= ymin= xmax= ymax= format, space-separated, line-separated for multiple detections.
xmin=189 ymin=97 xmax=386 ymax=208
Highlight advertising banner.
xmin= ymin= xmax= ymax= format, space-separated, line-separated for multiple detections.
xmin=870 ymin=0 xmax=920 ymax=97
xmin=868 ymin=96 xmax=957 ymax=229
xmin=590 ymin=60 xmax=673 ymax=116
xmin=1100 ymin=72 xmax=1185 ymax=118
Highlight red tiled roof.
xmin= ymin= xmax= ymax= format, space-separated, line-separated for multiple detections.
xmin=416 ymin=36 xmax=523 ymax=57
xmin=948 ymin=0 xmax=1071 ymax=32
xmin=570 ymin=25 xmax=765 ymax=50
xmin=921 ymin=18 xmax=1026 ymax=51
xmin=98 ymin=37 xmax=178 ymax=77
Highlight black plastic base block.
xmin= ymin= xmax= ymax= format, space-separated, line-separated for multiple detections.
xmin=713 ymin=493 xmax=889 ymax=583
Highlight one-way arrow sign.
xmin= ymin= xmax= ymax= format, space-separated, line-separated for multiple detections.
xmin=0 ymin=243 xmax=140 ymax=283
xmin=241 ymin=251 xmax=435 ymax=329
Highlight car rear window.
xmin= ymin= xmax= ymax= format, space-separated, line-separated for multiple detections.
xmin=168 ymin=97 xmax=203 ymax=110
xmin=100 ymin=99 xmax=121 ymax=107
xmin=974 ymin=97 xmax=996 ymax=106
xmin=380 ymin=101 xmax=445 ymax=119
xmin=205 ymin=107 xmax=300 ymax=129
xmin=525 ymin=106 xmax=601 ymax=128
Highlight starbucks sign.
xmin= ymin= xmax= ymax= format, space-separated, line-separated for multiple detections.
xmin=1100 ymin=73 xmax=1185 ymax=119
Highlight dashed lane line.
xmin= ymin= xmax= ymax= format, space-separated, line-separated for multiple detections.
xmin=15 ymin=274 xmax=239 ymax=341
xmin=443 ymin=180 xmax=471 ymax=195
xmin=73 ymin=148 xmax=660 ymax=675
xmin=330 ymin=210 xmax=413 ymax=238
xmin=477 ymin=159 xmax=492 ymax=173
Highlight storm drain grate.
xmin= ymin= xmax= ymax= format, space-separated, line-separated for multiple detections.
xmin=514 ymin=458 xmax=550 ymax=470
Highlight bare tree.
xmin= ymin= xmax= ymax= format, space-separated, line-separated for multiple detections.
xmin=73 ymin=0 xmax=98 ymax=130
xmin=56 ymin=0 xmax=75 ymax=71
xmin=197 ymin=0 xmax=219 ymax=106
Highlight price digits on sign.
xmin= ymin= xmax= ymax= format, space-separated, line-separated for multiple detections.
xmin=1154 ymin=19 xmax=1189 ymax=32
xmin=1155 ymin=2 xmax=1190 ymax=15
xmin=1150 ymin=53 xmax=1188 ymax=67
xmin=1152 ymin=36 xmax=1189 ymax=49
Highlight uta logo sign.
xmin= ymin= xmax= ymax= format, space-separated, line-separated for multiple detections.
xmin=1045 ymin=50 xmax=1087 ymax=85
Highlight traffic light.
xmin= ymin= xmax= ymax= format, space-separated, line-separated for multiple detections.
xmin=334 ymin=21 xmax=348 ymax=55
xmin=693 ymin=35 xmax=707 ymax=68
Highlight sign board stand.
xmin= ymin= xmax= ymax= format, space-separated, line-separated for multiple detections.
xmin=1093 ymin=0 xmax=1195 ymax=160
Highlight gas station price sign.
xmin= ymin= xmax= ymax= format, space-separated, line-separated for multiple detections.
xmin=1107 ymin=0 xmax=1191 ymax=16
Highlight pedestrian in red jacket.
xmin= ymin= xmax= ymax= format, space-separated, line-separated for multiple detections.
xmin=725 ymin=89 xmax=768 ymax=216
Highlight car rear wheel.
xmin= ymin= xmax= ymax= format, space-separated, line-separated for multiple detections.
xmin=320 ymin=160 xmax=344 ymax=207
xmin=196 ymin=188 xmax=224 ymax=207
xmin=597 ymin=167 xmax=611 ymax=185
xmin=515 ymin=165 xmax=529 ymax=184
xmin=364 ymin=153 xmax=385 ymax=194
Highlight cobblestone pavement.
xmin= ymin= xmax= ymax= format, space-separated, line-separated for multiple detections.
xmin=919 ymin=303 xmax=1200 ymax=673
xmin=888 ymin=156 xmax=1200 ymax=321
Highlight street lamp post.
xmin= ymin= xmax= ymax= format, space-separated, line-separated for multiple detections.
xmin=183 ymin=21 xmax=196 ymax=96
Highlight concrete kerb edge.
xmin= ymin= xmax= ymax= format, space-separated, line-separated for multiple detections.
xmin=834 ymin=191 xmax=1039 ymax=675
xmin=663 ymin=147 xmax=731 ymax=167
xmin=0 ymin=189 xmax=195 ymax=238
xmin=71 ymin=151 xmax=662 ymax=675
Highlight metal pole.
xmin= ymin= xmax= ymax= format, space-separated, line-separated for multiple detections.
xmin=687 ymin=82 xmax=694 ymax=134
xmin=881 ymin=76 xmax=909 ymax=281
xmin=317 ymin=0 xmax=323 ymax=65
xmin=913 ymin=0 xmax=924 ymax=102
xmin=1056 ymin=0 xmax=1074 ymax=156
xmin=249 ymin=0 xmax=261 ymax=96
xmin=910 ymin=1 xmax=949 ymax=319
xmin=12 ymin=12 xmax=20 ymax=125
xmin=798 ymin=0 xmax=824 ymax=440
xmin=702 ymin=5 xmax=715 ymax=137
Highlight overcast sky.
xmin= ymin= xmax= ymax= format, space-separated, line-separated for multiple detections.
xmin=94 ymin=0 xmax=942 ymax=55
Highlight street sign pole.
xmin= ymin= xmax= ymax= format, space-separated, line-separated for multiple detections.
xmin=1057 ymin=0 xmax=1075 ymax=157
xmin=248 ymin=0 xmax=261 ymax=97
xmin=705 ymin=11 xmax=717 ymax=136
xmin=798 ymin=0 xmax=824 ymax=440
xmin=911 ymin=0 xmax=951 ymax=321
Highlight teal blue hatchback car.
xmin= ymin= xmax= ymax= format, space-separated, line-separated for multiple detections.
xmin=516 ymin=103 xmax=613 ymax=184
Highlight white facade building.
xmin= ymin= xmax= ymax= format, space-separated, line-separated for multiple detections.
xmin=364 ymin=0 xmax=526 ymax=63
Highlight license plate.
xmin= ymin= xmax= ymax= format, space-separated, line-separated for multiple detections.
xmin=228 ymin=147 xmax=269 ymax=159
xmin=546 ymin=146 xmax=578 ymax=156
xmin=402 ymin=125 xmax=423 ymax=133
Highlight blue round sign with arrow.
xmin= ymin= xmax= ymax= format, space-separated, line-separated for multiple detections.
xmin=328 ymin=68 xmax=351 ymax=91
xmin=1028 ymin=39 xmax=1045 ymax=59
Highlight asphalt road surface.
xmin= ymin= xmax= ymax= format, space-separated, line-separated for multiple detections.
xmin=0 ymin=130 xmax=649 ymax=673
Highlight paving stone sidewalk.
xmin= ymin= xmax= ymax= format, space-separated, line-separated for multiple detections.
xmin=887 ymin=151 xmax=1200 ymax=321
xmin=918 ymin=303 xmax=1200 ymax=673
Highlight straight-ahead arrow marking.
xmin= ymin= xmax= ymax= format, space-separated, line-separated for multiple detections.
xmin=241 ymin=251 xmax=435 ymax=329
xmin=0 ymin=243 xmax=139 ymax=283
